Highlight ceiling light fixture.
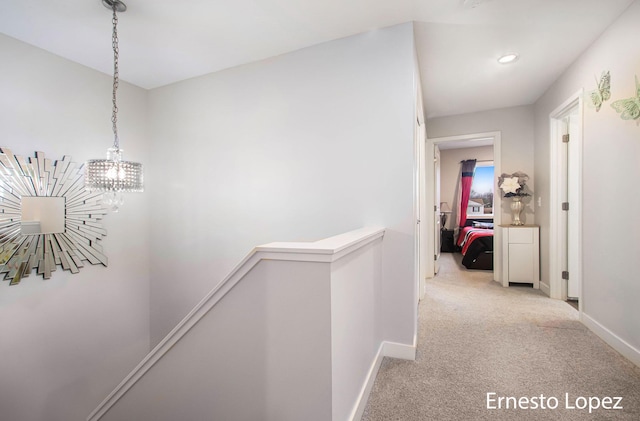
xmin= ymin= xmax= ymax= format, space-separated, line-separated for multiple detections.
xmin=463 ymin=0 xmax=484 ymax=8
xmin=85 ymin=0 xmax=143 ymax=212
xmin=497 ymin=53 xmax=519 ymax=64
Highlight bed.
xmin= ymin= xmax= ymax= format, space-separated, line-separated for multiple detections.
xmin=456 ymin=221 xmax=494 ymax=270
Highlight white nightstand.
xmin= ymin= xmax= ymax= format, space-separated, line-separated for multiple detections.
xmin=500 ymin=225 xmax=540 ymax=288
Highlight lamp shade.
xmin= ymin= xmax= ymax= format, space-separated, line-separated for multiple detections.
xmin=85 ymin=148 xmax=143 ymax=193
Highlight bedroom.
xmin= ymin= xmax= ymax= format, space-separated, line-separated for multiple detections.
xmin=438 ymin=142 xmax=497 ymax=272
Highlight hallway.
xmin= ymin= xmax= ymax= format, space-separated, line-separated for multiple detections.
xmin=363 ymin=253 xmax=640 ymax=420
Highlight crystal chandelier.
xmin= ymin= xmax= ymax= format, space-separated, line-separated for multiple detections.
xmin=85 ymin=0 xmax=143 ymax=212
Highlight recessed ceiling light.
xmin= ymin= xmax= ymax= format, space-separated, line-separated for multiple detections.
xmin=498 ymin=53 xmax=519 ymax=64
xmin=463 ymin=0 xmax=483 ymax=8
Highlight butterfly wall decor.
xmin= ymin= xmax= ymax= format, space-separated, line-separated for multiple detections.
xmin=590 ymin=71 xmax=611 ymax=112
xmin=611 ymin=75 xmax=640 ymax=123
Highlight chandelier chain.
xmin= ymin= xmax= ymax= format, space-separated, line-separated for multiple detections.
xmin=85 ymin=0 xmax=143 ymax=205
xmin=111 ymin=5 xmax=120 ymax=150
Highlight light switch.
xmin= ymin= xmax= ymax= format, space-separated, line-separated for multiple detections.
xmin=537 ymin=196 xmax=542 ymax=207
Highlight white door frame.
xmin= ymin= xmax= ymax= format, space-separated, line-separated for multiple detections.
xmin=434 ymin=145 xmax=441 ymax=276
xmin=415 ymin=66 xmax=427 ymax=307
xmin=548 ymin=90 xmax=583 ymax=305
xmin=416 ymin=116 xmax=426 ymax=302
xmin=424 ymin=131 xmax=502 ymax=284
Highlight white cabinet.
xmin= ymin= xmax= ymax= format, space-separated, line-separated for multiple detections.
xmin=501 ymin=225 xmax=539 ymax=288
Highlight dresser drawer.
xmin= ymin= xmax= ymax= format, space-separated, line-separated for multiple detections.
xmin=508 ymin=228 xmax=533 ymax=244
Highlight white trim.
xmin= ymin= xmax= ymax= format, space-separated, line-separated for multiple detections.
xmin=258 ymin=226 xmax=385 ymax=260
xmin=582 ymin=313 xmax=640 ymax=368
xmin=383 ymin=339 xmax=417 ymax=360
xmin=415 ymin=52 xmax=427 ymax=307
xmin=539 ymin=280 xmax=551 ymax=297
xmin=87 ymin=227 xmax=385 ymax=421
xmin=348 ymin=338 xmax=417 ymax=421
xmin=548 ymin=90 xmax=583 ymax=301
xmin=349 ymin=343 xmax=385 ymax=421
xmin=425 ymin=131 xmax=502 ymax=285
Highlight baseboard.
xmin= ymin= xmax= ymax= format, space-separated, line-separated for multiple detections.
xmin=581 ymin=313 xmax=640 ymax=368
xmin=539 ymin=280 xmax=550 ymax=297
xmin=349 ymin=343 xmax=384 ymax=421
xmin=348 ymin=340 xmax=416 ymax=421
xmin=383 ymin=340 xmax=417 ymax=360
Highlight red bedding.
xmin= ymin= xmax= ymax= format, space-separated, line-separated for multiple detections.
xmin=457 ymin=226 xmax=494 ymax=255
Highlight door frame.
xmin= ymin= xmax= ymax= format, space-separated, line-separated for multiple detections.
xmin=424 ymin=131 xmax=502 ymax=284
xmin=548 ymin=90 xmax=584 ymax=305
xmin=415 ymin=66 xmax=427 ymax=307
xmin=416 ymin=115 xmax=426 ymax=302
xmin=433 ymin=145 xmax=441 ymax=276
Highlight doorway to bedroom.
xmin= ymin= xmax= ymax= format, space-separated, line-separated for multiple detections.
xmin=438 ymin=142 xmax=495 ymax=272
xmin=422 ymin=131 xmax=502 ymax=297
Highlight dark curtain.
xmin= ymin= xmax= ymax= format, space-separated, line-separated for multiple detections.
xmin=458 ymin=159 xmax=477 ymax=228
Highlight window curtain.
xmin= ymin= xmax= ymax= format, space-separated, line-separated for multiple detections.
xmin=457 ymin=159 xmax=477 ymax=228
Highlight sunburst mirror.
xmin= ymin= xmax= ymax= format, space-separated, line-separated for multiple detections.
xmin=0 ymin=148 xmax=109 ymax=285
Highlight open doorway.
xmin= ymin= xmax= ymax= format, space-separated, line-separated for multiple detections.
xmin=423 ymin=132 xmax=502 ymax=293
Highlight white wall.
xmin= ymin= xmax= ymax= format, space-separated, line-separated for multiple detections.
xmin=330 ymin=237 xmax=382 ymax=420
xmin=439 ymin=145 xmax=494 ymax=229
xmin=94 ymin=228 xmax=384 ymax=421
xmin=0 ymin=34 xmax=151 ymax=421
xmin=147 ymin=23 xmax=417 ymax=347
xmin=534 ymin=1 xmax=640 ymax=354
xmin=101 ymin=259 xmax=333 ymax=421
xmin=427 ymin=105 xmax=536 ymax=225
xmin=0 ymin=23 xmax=418 ymax=421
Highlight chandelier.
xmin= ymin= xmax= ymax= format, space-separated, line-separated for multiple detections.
xmin=85 ymin=0 xmax=143 ymax=212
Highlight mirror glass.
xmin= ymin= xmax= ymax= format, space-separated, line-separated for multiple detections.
xmin=0 ymin=149 xmax=110 ymax=285
xmin=21 ymin=197 xmax=65 ymax=235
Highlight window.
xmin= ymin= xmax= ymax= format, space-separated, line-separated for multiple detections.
xmin=468 ymin=162 xmax=494 ymax=217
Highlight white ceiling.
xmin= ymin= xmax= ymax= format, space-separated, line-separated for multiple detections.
xmin=0 ymin=0 xmax=635 ymax=118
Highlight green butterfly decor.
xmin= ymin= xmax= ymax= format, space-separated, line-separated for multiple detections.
xmin=591 ymin=71 xmax=611 ymax=112
xmin=611 ymin=75 xmax=640 ymax=122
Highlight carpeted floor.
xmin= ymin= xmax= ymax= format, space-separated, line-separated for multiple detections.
xmin=362 ymin=252 xmax=640 ymax=420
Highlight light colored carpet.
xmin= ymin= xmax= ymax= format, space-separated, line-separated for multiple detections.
xmin=362 ymin=252 xmax=640 ymax=420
